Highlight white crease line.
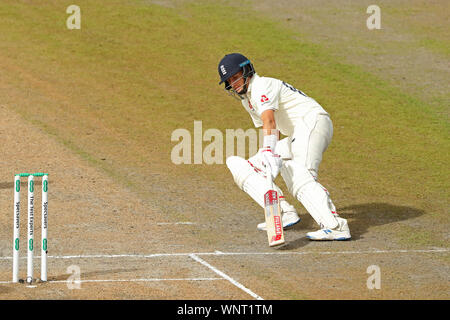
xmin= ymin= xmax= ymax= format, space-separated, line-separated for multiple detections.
xmin=200 ymin=248 xmax=450 ymax=256
xmin=0 ymin=278 xmax=223 ymax=285
xmin=157 ymin=222 xmax=195 ymax=225
xmin=0 ymin=253 xmax=189 ymax=260
xmin=49 ymin=253 xmax=190 ymax=259
xmin=189 ymin=253 xmax=263 ymax=300
xmin=0 ymin=248 xmax=448 ymax=261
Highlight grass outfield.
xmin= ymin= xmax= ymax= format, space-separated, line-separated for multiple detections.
xmin=0 ymin=0 xmax=448 ymax=247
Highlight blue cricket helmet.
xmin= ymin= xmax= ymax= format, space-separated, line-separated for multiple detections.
xmin=218 ymin=53 xmax=255 ymax=89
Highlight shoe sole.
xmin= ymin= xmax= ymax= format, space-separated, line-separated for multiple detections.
xmin=284 ymin=219 xmax=301 ymax=229
xmin=306 ymin=235 xmax=352 ymax=241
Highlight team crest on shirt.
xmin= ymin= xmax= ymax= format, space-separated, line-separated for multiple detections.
xmin=260 ymin=95 xmax=269 ymax=104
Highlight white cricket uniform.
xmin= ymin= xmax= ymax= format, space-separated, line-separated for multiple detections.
xmin=241 ymin=73 xmax=333 ymax=177
xmin=226 ymin=73 xmax=350 ymax=235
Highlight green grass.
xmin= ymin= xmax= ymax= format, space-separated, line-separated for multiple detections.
xmin=418 ymin=37 xmax=450 ymax=57
xmin=0 ymin=0 xmax=448 ymax=246
xmin=397 ymin=225 xmax=448 ymax=248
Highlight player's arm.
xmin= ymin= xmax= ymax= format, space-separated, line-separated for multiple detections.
xmin=261 ymin=109 xmax=279 ymax=146
xmin=261 ymin=109 xmax=277 ymax=131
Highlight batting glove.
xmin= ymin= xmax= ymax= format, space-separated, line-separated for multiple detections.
xmin=260 ymin=147 xmax=282 ymax=180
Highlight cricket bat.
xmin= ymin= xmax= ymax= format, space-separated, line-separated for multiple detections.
xmin=264 ymin=166 xmax=285 ymax=247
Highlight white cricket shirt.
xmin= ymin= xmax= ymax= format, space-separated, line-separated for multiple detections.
xmin=241 ymin=73 xmax=329 ymax=136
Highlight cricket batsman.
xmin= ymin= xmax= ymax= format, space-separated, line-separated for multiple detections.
xmin=218 ymin=53 xmax=351 ymax=240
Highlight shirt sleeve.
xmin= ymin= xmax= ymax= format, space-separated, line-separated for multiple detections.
xmin=254 ymin=78 xmax=281 ymax=114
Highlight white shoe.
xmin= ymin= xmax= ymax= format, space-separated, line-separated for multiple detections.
xmin=257 ymin=210 xmax=301 ymax=231
xmin=306 ymin=217 xmax=351 ymax=240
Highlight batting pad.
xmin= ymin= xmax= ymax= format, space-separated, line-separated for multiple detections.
xmin=226 ymin=155 xmax=285 ymax=209
xmin=281 ymin=160 xmax=338 ymax=229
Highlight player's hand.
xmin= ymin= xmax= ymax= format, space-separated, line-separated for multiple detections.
xmin=260 ymin=147 xmax=282 ymax=180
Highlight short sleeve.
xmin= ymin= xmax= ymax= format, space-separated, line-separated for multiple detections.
xmin=254 ymin=78 xmax=281 ymax=114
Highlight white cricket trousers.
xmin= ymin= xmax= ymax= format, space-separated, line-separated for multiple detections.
xmin=276 ymin=112 xmax=333 ymax=179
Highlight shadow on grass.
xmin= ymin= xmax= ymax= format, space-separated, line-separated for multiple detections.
xmin=338 ymin=202 xmax=425 ymax=240
xmin=282 ymin=202 xmax=425 ymax=250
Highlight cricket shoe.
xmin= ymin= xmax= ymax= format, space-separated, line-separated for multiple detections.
xmin=306 ymin=217 xmax=351 ymax=241
xmin=257 ymin=210 xmax=301 ymax=231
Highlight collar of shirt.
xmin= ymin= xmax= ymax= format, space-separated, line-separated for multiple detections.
xmin=246 ymin=73 xmax=259 ymax=94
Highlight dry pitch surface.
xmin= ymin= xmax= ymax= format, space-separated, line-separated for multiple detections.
xmin=0 ymin=104 xmax=448 ymax=299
